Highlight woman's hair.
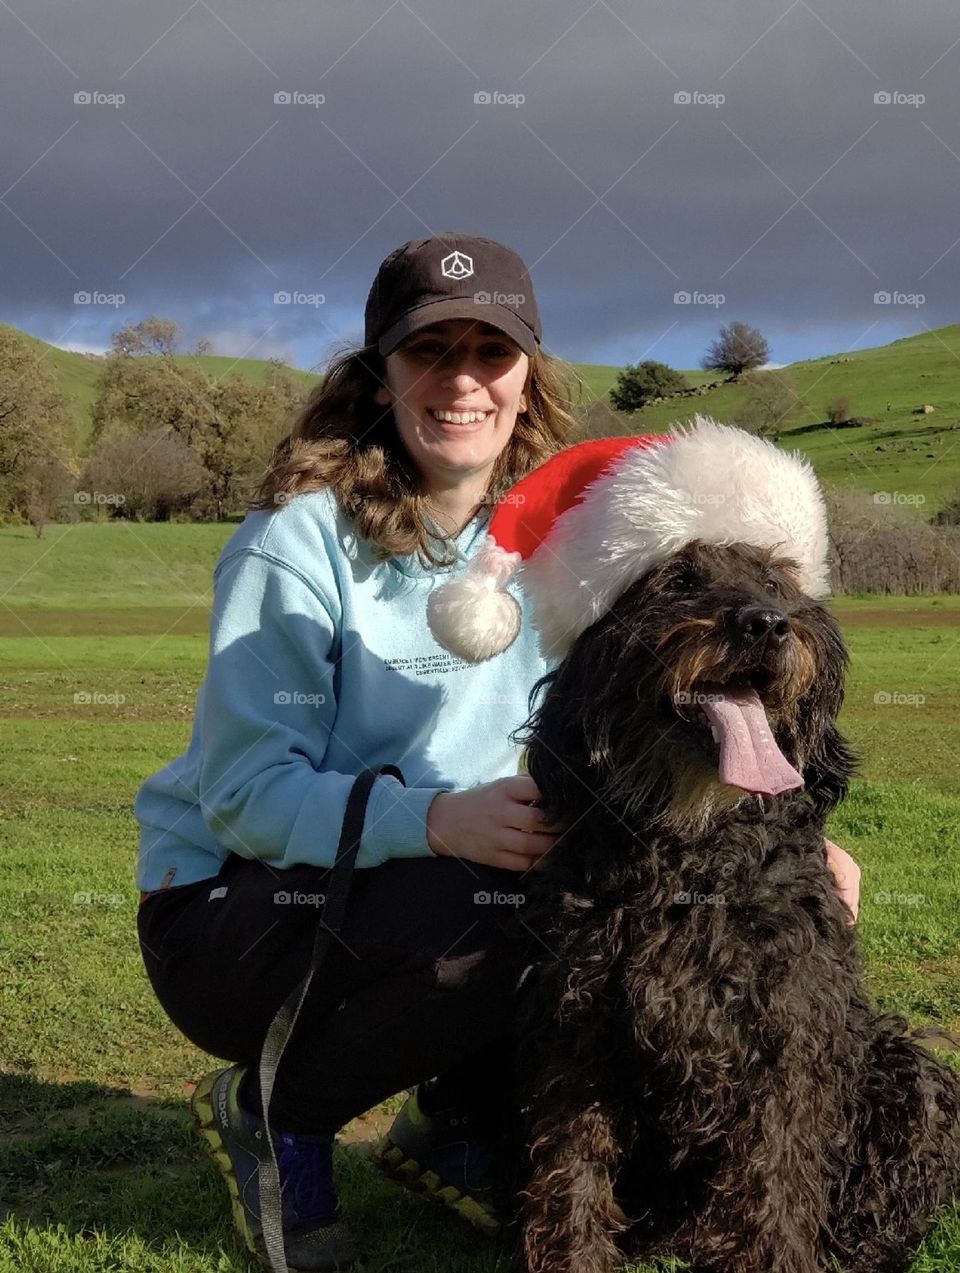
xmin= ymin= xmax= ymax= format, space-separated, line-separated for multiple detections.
xmin=248 ymin=340 xmax=580 ymax=569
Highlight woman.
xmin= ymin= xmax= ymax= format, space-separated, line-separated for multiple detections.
xmin=135 ymin=233 xmax=861 ymax=1272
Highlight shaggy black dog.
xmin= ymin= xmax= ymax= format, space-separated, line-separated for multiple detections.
xmin=503 ymin=539 xmax=960 ymax=1273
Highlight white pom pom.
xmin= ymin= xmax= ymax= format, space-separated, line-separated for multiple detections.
xmin=426 ymin=538 xmax=523 ymax=662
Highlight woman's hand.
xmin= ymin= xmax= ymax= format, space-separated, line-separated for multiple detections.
xmin=426 ymin=776 xmax=564 ymax=872
xmin=825 ymin=837 xmax=860 ymax=924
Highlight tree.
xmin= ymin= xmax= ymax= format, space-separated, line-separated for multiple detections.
xmin=825 ymin=396 xmax=853 ymax=425
xmin=80 ymin=428 xmax=205 ymax=520
xmin=193 ymin=337 xmax=214 ymax=357
xmin=932 ymin=489 xmax=960 ymax=527
xmin=89 ymin=338 xmax=307 ymax=519
xmin=735 ymin=369 xmax=806 ymax=436
xmin=0 ymin=325 xmax=75 ymax=526
xmin=609 ymin=360 xmax=688 ymax=413
xmin=111 ymin=316 xmax=182 ymax=357
xmin=701 ymin=321 xmax=769 ymax=379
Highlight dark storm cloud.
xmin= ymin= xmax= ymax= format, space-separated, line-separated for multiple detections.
xmin=1 ymin=0 xmax=958 ymax=369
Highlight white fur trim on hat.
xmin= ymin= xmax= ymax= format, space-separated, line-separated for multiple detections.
xmin=426 ymin=538 xmax=523 ymax=662
xmin=521 ymin=416 xmax=829 ymax=661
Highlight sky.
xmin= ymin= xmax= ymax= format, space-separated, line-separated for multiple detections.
xmin=2 ymin=0 xmax=958 ymax=372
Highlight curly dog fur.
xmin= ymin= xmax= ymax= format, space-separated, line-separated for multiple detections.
xmin=502 ymin=539 xmax=960 ymax=1273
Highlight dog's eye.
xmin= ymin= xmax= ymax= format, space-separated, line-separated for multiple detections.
xmin=670 ymin=562 xmax=702 ymax=590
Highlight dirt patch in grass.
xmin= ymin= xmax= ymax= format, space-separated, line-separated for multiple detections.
xmin=0 ymin=608 xmax=210 ymax=638
xmin=836 ymin=606 xmax=960 ymax=629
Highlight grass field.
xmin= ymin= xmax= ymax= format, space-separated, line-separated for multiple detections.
xmin=0 ymin=526 xmax=958 ymax=1271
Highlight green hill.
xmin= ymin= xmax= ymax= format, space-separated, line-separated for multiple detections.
xmin=7 ymin=322 xmax=960 ymax=513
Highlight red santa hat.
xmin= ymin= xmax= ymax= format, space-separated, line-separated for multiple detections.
xmin=427 ymin=415 xmax=830 ymax=663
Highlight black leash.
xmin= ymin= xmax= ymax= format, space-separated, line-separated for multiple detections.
xmin=258 ymin=764 xmax=406 ymax=1273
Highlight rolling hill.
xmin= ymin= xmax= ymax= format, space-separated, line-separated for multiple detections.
xmin=6 ymin=322 xmax=959 ymax=513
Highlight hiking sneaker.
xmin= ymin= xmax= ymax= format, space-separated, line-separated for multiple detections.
xmin=191 ymin=1064 xmax=357 ymax=1271
xmin=374 ymin=1082 xmax=503 ymax=1234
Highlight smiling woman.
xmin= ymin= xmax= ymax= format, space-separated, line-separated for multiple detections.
xmin=249 ymin=236 xmax=579 ymax=568
xmin=135 ymin=232 xmax=582 ymax=1271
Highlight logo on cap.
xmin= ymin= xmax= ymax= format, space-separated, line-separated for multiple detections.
xmin=441 ymin=250 xmax=474 ymax=280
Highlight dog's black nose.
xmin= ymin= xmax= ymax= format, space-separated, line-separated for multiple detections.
xmin=734 ymin=605 xmax=791 ymax=645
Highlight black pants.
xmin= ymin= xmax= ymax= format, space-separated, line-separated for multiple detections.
xmin=137 ymin=853 xmax=532 ymax=1136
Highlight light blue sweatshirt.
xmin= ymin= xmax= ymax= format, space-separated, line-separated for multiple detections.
xmin=134 ymin=486 xmax=553 ymax=892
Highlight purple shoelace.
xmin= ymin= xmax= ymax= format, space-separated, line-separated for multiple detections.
xmin=275 ymin=1130 xmax=338 ymax=1226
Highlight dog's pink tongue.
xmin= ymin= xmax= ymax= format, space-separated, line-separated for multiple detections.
xmin=701 ymin=687 xmax=804 ymax=795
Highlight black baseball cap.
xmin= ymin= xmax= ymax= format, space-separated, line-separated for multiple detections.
xmin=364 ymin=233 xmax=542 ymax=357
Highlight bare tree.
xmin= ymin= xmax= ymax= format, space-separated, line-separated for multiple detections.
xmin=734 ymin=369 xmax=806 ymax=435
xmin=111 ymin=316 xmax=182 ymax=357
xmin=825 ymin=396 xmax=854 ymax=425
xmin=701 ymin=321 xmax=770 ymax=379
xmin=80 ymin=428 xmax=205 ymax=520
xmin=825 ymin=485 xmax=960 ymax=593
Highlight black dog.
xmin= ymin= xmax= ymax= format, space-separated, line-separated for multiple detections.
xmin=503 ymin=539 xmax=960 ymax=1273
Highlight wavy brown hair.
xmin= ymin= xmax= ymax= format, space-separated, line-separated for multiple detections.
xmin=249 ymin=339 xmax=581 ymax=568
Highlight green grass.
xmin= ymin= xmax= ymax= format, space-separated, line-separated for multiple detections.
xmin=0 ymin=539 xmax=958 ymax=1268
xmin=613 ymin=326 xmax=960 ymax=512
